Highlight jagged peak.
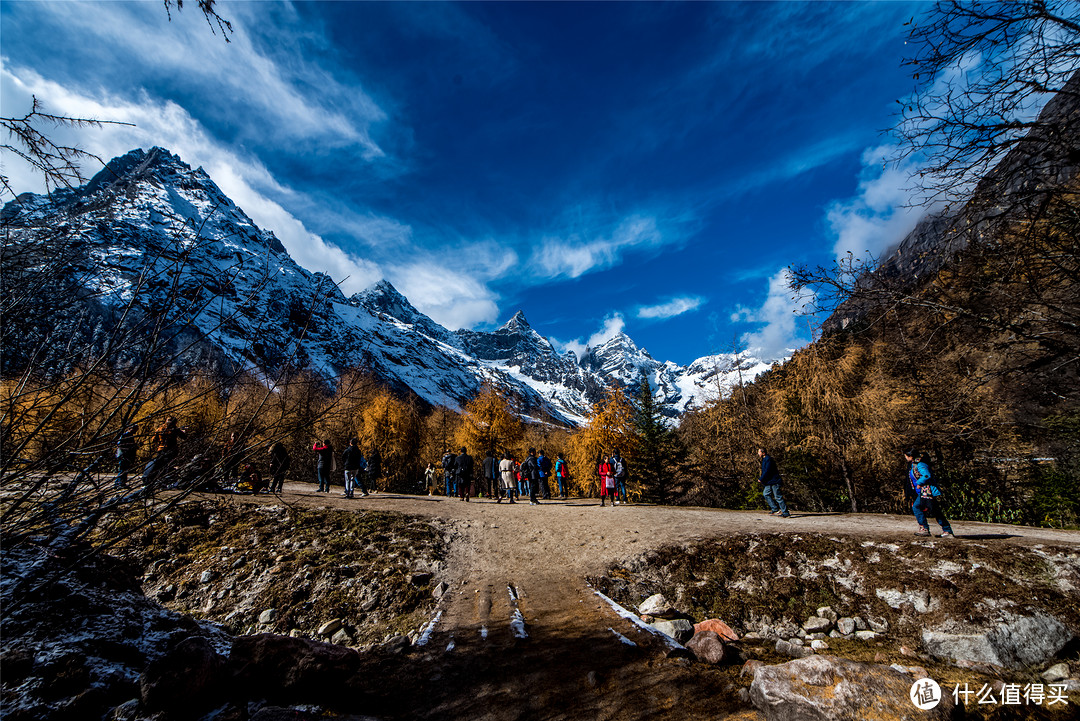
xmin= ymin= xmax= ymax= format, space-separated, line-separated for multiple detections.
xmin=501 ymin=310 xmax=531 ymax=331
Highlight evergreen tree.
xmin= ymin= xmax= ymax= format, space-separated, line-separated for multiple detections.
xmin=631 ymin=375 xmax=680 ymax=504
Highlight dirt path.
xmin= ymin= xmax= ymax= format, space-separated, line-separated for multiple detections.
xmin=256 ymin=486 xmax=1080 ymax=719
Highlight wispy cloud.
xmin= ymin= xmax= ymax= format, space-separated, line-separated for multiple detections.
xmin=553 ymin=313 xmax=626 ymax=359
xmin=637 ymin=296 xmax=704 ymax=320
xmin=528 ymin=214 xmax=669 ymax=281
xmin=731 ymin=269 xmax=811 ymax=359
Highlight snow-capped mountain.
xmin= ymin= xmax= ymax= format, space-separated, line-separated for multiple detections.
xmin=2 ymin=147 xmax=776 ymax=425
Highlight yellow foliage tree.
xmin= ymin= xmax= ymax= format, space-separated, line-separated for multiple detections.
xmin=455 ymin=384 xmax=524 ymax=457
xmin=567 ymin=387 xmax=637 ymax=497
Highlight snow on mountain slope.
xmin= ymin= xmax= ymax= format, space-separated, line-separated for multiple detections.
xmin=2 ymin=147 xmax=776 ymax=425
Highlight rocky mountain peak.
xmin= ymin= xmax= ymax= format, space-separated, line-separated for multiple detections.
xmin=502 ymin=310 xmax=531 ymax=332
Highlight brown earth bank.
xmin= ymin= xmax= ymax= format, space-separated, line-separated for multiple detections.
xmin=3 ymin=484 xmax=1080 ymax=721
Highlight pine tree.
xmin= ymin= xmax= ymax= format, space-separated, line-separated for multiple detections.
xmin=631 ymin=375 xmax=680 ymax=504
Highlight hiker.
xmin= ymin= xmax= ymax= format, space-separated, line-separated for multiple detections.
xmin=221 ymin=431 xmax=242 ymax=487
xmin=342 ymin=437 xmax=368 ymax=498
xmin=114 ymin=424 xmax=138 ymax=489
xmin=499 ymin=451 xmax=517 ymax=503
xmin=758 ymin=447 xmax=790 ymax=518
xmin=905 ymin=450 xmax=954 ymax=538
xmin=522 ymin=448 xmax=541 ymax=505
xmin=537 ymin=449 xmax=553 ymax=499
xmin=611 ymin=449 xmax=628 ymax=505
xmin=141 ymin=417 xmax=187 ymax=489
xmin=598 ymin=453 xmax=615 ymax=507
xmin=268 ymin=442 xmax=290 ymax=493
xmin=312 ymin=439 xmax=334 ymax=493
xmin=237 ymin=463 xmax=265 ymax=494
xmin=455 ymin=446 xmax=474 ymax=502
xmin=442 ymin=449 xmax=456 ymax=497
xmin=367 ymin=448 xmax=382 ymax=493
xmin=423 ymin=462 xmax=438 ymax=495
xmin=554 ymin=452 xmax=570 ymax=499
xmin=482 ymin=449 xmax=499 ymax=500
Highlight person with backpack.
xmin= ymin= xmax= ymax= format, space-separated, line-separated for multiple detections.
xmin=482 ymin=449 xmax=499 ymax=500
xmin=521 ymin=448 xmax=541 ymax=505
xmin=904 ymin=450 xmax=954 ymax=538
xmin=342 ymin=438 xmax=368 ymax=498
xmin=537 ymin=449 xmax=553 ymax=500
xmin=442 ymin=449 xmax=456 ymax=497
xmin=758 ymin=447 xmax=790 ymax=518
xmin=598 ymin=452 xmax=615 ymax=507
xmin=114 ymin=424 xmax=139 ymax=489
xmin=455 ymin=446 xmax=474 ymax=502
xmin=554 ymin=452 xmax=570 ymax=499
xmin=268 ymin=441 xmax=291 ymax=494
xmin=312 ymin=439 xmax=334 ymax=493
xmin=610 ymin=450 xmax=629 ymax=505
xmin=141 ymin=417 xmax=187 ymax=489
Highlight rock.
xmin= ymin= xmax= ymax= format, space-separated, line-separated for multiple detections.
xmin=922 ymin=612 xmax=1072 ymax=670
xmin=836 ymin=617 xmax=856 ymax=635
xmin=1063 ymin=679 xmax=1080 ymax=693
xmin=828 ymin=631 xmax=843 ymax=639
xmin=741 ymin=659 xmax=765 ymax=678
xmin=433 ymin=581 xmax=449 ymax=599
xmin=140 ymin=636 xmax=226 ymax=713
xmin=816 ymin=606 xmax=838 ymax=623
xmin=874 ymin=652 xmax=890 ymax=663
xmin=108 ymin=699 xmax=139 ymax=721
xmin=750 ymin=655 xmax=957 ymax=721
xmin=228 ymin=634 xmax=362 ymax=703
xmin=855 ymin=631 xmax=878 ymax=641
xmin=586 ymin=670 xmax=600 ymax=688
xmin=810 ymin=640 xmax=829 ymax=652
xmin=650 ymin=619 xmax=695 ymax=644
xmin=199 ymin=570 xmax=215 ymax=584
xmin=863 ymin=616 xmax=886 ymax=633
xmin=1041 ymin=663 xmax=1070 ymax=682
xmin=694 ymin=618 xmax=740 ymax=642
xmin=875 ymin=588 xmax=935 ymax=613
xmin=952 ymin=659 xmax=1005 ymax=678
xmin=686 ymin=631 xmax=727 ymax=664
xmin=381 ymin=635 xmax=410 ymax=653
xmin=795 ymin=627 xmax=807 ymax=639
xmin=788 ymin=638 xmax=804 ymax=646
xmin=317 ymin=619 xmax=343 ymax=637
xmin=409 ymin=572 xmax=433 ymax=586
xmin=638 ymin=593 xmax=677 ymax=618
xmin=775 ymin=640 xmax=814 ymax=659
xmin=288 ymin=629 xmax=302 ymax=638
xmin=330 ymin=628 xmax=352 ymax=645
xmin=807 ymin=633 xmax=827 ymax=641
xmin=803 ymin=616 xmax=832 ymax=633
xmin=258 ymin=609 xmax=276 ymax=625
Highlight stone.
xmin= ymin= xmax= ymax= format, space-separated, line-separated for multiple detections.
xmin=686 ymin=630 xmax=727 ymax=664
xmin=638 ymin=593 xmax=677 ymax=618
xmin=330 ymin=628 xmax=351 ymax=645
xmin=775 ymin=640 xmax=813 ymax=659
xmin=863 ymin=616 xmax=886 ymax=633
xmin=828 ymin=631 xmax=843 ymax=639
xmin=855 ymin=631 xmax=878 ymax=641
xmin=1041 ymin=663 xmax=1069 ymax=682
xmin=740 ymin=659 xmax=765 ymax=678
xmin=788 ymin=638 xmax=804 ymax=646
xmin=694 ymin=618 xmax=739 ymax=642
xmin=409 ymin=572 xmax=433 ymax=586
xmin=586 ymin=670 xmax=600 ymax=688
xmin=952 ymin=659 xmax=1005 ymax=678
xmin=750 ymin=655 xmax=957 ymax=721
xmin=816 ymin=606 xmax=838 ymax=623
xmin=258 ymin=609 xmax=276 ymax=625
xmin=109 ymin=699 xmax=139 ymax=721
xmin=1063 ymin=679 xmax=1080 ymax=693
xmin=650 ymin=618 xmax=695 ymax=644
xmin=199 ymin=570 xmax=215 ymax=584
xmin=433 ymin=581 xmax=449 ymax=599
xmin=140 ymin=636 xmax=226 ymax=713
xmin=795 ymin=627 xmax=807 ymax=639
xmin=810 ymin=640 xmax=829 ymax=652
xmin=922 ymin=612 xmax=1072 ymax=670
xmin=317 ymin=619 xmax=343 ymax=637
xmin=803 ymin=616 xmax=832 ymax=633
xmin=381 ymin=635 xmax=410 ymax=653
xmin=807 ymin=633 xmax=827 ymax=641
xmin=836 ymin=617 xmax=856 ymax=635
xmin=875 ymin=588 xmax=935 ymax=613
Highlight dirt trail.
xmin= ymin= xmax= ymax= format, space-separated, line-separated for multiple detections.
xmin=256 ymin=486 xmax=1080 ymax=719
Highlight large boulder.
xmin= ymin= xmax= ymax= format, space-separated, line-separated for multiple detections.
xmin=638 ymin=593 xmax=677 ymax=618
xmin=649 ymin=619 xmax=695 ymax=644
xmin=686 ymin=630 xmax=727 ymax=664
xmin=694 ymin=618 xmax=739 ymax=642
xmin=922 ymin=612 xmax=1073 ymax=670
xmin=140 ymin=636 xmax=226 ymax=713
xmin=750 ymin=655 xmax=959 ymax=721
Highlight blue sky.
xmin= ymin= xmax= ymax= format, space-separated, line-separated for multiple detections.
xmin=2 ymin=1 xmax=935 ymax=364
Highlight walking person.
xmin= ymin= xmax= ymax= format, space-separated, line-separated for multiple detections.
xmin=554 ymin=452 xmax=570 ymax=499
xmin=267 ymin=441 xmax=290 ymax=494
xmin=598 ymin=453 xmax=615 ymax=507
xmin=442 ymin=449 xmax=456 ymax=498
xmin=312 ymin=439 xmax=334 ymax=493
xmin=141 ymin=417 xmax=187 ymax=490
xmin=367 ymin=448 xmax=382 ymax=493
xmin=114 ymin=424 xmax=138 ymax=489
xmin=221 ymin=431 xmax=242 ymax=488
xmin=455 ymin=446 xmax=474 ymax=502
xmin=482 ymin=449 xmax=499 ymax=500
xmin=424 ymin=462 xmax=439 ymax=496
xmin=522 ymin=448 xmax=541 ymax=505
xmin=499 ymin=452 xmax=517 ymax=503
xmin=537 ymin=449 xmax=553 ymax=500
xmin=342 ymin=438 xmax=368 ymax=498
xmin=611 ymin=450 xmax=629 ymax=505
xmin=905 ymin=450 xmax=954 ymax=538
xmin=758 ymin=447 xmax=790 ymax=518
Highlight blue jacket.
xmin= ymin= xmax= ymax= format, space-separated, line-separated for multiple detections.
xmin=759 ymin=455 xmax=781 ymax=485
xmin=910 ymin=461 xmax=940 ymax=497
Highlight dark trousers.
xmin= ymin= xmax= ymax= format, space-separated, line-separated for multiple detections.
xmin=271 ymin=470 xmax=286 ymax=493
xmin=529 ymin=478 xmax=540 ymax=503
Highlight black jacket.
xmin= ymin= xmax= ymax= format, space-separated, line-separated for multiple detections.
xmin=759 ymin=455 xmax=781 ymax=485
xmin=455 ymin=453 xmax=474 ymax=481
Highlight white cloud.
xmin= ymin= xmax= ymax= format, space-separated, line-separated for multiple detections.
xmin=731 ymin=270 xmax=811 ymax=359
xmin=389 ymin=261 xmax=500 ymax=331
xmin=554 ymin=313 xmax=626 ymax=359
xmin=637 ymin=296 xmax=704 ymax=320
xmin=529 ymin=214 xmax=665 ymax=280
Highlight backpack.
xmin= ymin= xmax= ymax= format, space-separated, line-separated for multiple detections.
xmin=613 ymin=457 xmax=627 ymax=481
